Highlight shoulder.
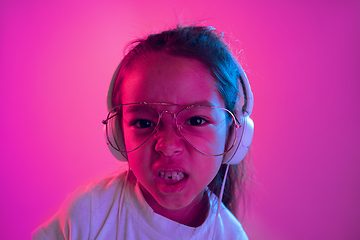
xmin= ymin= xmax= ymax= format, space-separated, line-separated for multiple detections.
xmin=206 ymin=193 xmax=248 ymax=240
xmin=87 ymin=172 xmax=128 ymax=203
xmin=32 ymin=172 xmax=128 ymax=240
xmin=217 ymin=205 xmax=248 ymax=240
xmin=61 ymin=172 xmax=128 ymax=221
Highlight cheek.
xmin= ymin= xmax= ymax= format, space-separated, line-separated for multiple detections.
xmin=212 ymin=129 xmax=228 ymax=155
xmin=213 ymin=156 xmax=224 ymax=173
xmin=123 ymin=126 xmax=138 ymax=151
xmin=180 ymin=127 xmax=228 ymax=156
xmin=127 ymin=151 xmax=150 ymax=182
xmin=123 ymin=127 xmax=152 ymax=153
xmin=126 ymin=140 xmax=156 ymax=173
xmin=196 ymin=155 xmax=223 ymax=183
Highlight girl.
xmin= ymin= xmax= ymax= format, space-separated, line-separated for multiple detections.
xmin=32 ymin=25 xmax=254 ymax=240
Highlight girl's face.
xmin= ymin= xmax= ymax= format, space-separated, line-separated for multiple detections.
xmin=121 ymin=52 xmax=226 ymax=214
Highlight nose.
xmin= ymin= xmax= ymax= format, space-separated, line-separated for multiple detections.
xmin=154 ymin=114 xmax=183 ymax=157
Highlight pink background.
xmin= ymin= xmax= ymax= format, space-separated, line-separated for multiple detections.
xmin=1 ymin=0 xmax=359 ymax=239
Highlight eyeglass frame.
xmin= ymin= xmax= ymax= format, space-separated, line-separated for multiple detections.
xmin=102 ymin=102 xmax=241 ymax=156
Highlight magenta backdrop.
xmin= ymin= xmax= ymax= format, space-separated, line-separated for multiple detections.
xmin=1 ymin=0 xmax=359 ymax=239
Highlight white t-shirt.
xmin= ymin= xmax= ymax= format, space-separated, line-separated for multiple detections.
xmin=32 ymin=172 xmax=248 ymax=240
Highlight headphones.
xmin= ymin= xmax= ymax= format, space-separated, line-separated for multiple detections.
xmin=104 ymin=62 xmax=254 ymax=165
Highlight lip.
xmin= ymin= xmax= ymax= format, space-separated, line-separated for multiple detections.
xmin=154 ymin=167 xmax=189 ymax=193
xmin=155 ymin=174 xmax=188 ymax=193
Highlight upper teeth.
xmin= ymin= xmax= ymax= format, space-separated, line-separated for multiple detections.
xmin=159 ymin=171 xmax=184 ymax=180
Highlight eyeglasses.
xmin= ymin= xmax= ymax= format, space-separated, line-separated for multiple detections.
xmin=103 ymin=102 xmax=240 ymax=156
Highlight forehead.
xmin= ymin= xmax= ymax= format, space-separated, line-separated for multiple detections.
xmin=120 ymin=52 xmax=224 ymax=107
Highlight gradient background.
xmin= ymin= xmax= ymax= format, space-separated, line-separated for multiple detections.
xmin=1 ymin=0 xmax=359 ymax=239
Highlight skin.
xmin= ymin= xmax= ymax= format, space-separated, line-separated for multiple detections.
xmin=120 ymin=52 xmax=227 ymax=227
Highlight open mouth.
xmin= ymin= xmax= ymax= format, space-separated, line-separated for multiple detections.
xmin=158 ymin=171 xmax=186 ymax=185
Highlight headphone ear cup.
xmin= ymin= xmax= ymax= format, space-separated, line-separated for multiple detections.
xmin=103 ymin=114 xmax=128 ymax=161
xmin=223 ymin=116 xmax=254 ymax=164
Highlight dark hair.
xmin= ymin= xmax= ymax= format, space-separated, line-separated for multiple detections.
xmin=111 ymin=25 xmax=250 ymax=216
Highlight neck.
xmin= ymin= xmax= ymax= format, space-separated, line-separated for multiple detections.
xmin=140 ymin=185 xmax=210 ymax=227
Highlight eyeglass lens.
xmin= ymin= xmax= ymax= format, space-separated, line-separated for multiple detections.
xmin=106 ymin=104 xmax=237 ymax=156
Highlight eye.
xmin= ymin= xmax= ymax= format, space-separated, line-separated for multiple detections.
xmin=133 ymin=119 xmax=155 ymax=128
xmin=187 ymin=117 xmax=209 ymax=126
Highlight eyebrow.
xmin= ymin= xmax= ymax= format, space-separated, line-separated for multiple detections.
xmin=121 ymin=101 xmax=218 ymax=114
xmin=187 ymin=100 xmax=215 ymax=106
xmin=123 ymin=104 xmax=154 ymax=114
